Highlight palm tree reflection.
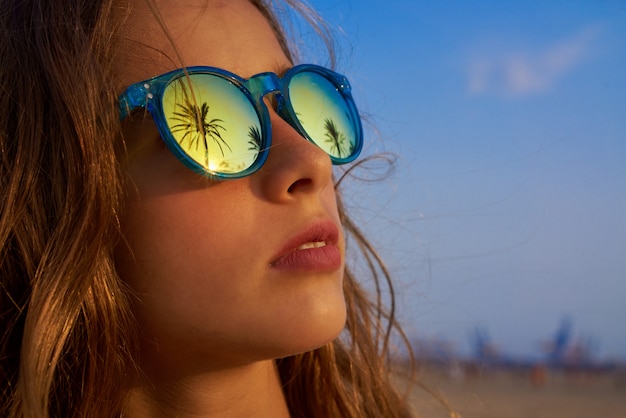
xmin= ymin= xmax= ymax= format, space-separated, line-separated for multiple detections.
xmin=323 ymin=117 xmax=351 ymax=158
xmin=170 ymin=99 xmax=228 ymax=167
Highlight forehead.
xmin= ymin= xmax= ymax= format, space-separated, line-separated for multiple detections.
xmin=114 ymin=0 xmax=290 ymax=90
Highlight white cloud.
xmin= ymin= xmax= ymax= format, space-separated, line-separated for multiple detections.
xmin=467 ymin=25 xmax=602 ymax=97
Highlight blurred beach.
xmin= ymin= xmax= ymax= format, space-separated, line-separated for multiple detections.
xmin=404 ymin=365 xmax=626 ymax=418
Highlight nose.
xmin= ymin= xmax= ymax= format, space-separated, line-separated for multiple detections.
xmin=252 ymin=111 xmax=334 ymax=203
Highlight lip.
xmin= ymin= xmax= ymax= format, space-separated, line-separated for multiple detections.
xmin=270 ymin=220 xmax=342 ymax=272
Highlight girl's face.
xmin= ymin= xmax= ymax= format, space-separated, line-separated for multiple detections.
xmin=114 ymin=0 xmax=346 ymax=373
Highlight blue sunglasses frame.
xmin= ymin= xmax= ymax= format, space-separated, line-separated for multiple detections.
xmin=118 ymin=64 xmax=363 ymax=179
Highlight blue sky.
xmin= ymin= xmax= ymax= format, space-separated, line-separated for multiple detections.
xmin=300 ymin=1 xmax=626 ymax=360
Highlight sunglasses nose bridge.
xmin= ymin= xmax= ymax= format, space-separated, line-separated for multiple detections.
xmin=247 ymin=73 xmax=302 ymax=136
xmin=247 ymin=73 xmax=282 ymax=103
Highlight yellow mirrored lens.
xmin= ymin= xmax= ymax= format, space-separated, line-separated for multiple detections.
xmin=288 ymin=72 xmax=356 ymax=159
xmin=162 ymin=74 xmax=262 ymax=174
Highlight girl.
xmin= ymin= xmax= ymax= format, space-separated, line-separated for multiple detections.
xmin=0 ymin=0 xmax=414 ymax=416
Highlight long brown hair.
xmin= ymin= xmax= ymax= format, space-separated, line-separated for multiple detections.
xmin=0 ymin=0 xmax=414 ymax=416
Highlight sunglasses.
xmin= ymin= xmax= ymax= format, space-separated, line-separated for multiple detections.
xmin=118 ymin=64 xmax=363 ymax=179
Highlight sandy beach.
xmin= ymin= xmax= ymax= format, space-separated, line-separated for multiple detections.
xmin=402 ymin=366 xmax=626 ymax=418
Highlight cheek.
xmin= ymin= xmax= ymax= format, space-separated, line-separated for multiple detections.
xmin=115 ymin=186 xmax=257 ymax=314
xmin=320 ymin=181 xmax=341 ymax=223
xmin=114 ymin=191 xmax=268 ymax=370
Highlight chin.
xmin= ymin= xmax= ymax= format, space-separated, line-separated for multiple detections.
xmin=274 ymin=299 xmax=347 ymax=358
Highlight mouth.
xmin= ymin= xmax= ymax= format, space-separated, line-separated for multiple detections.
xmin=270 ymin=221 xmax=341 ymax=271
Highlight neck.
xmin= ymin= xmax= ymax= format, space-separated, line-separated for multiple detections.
xmin=124 ymin=360 xmax=290 ymax=418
